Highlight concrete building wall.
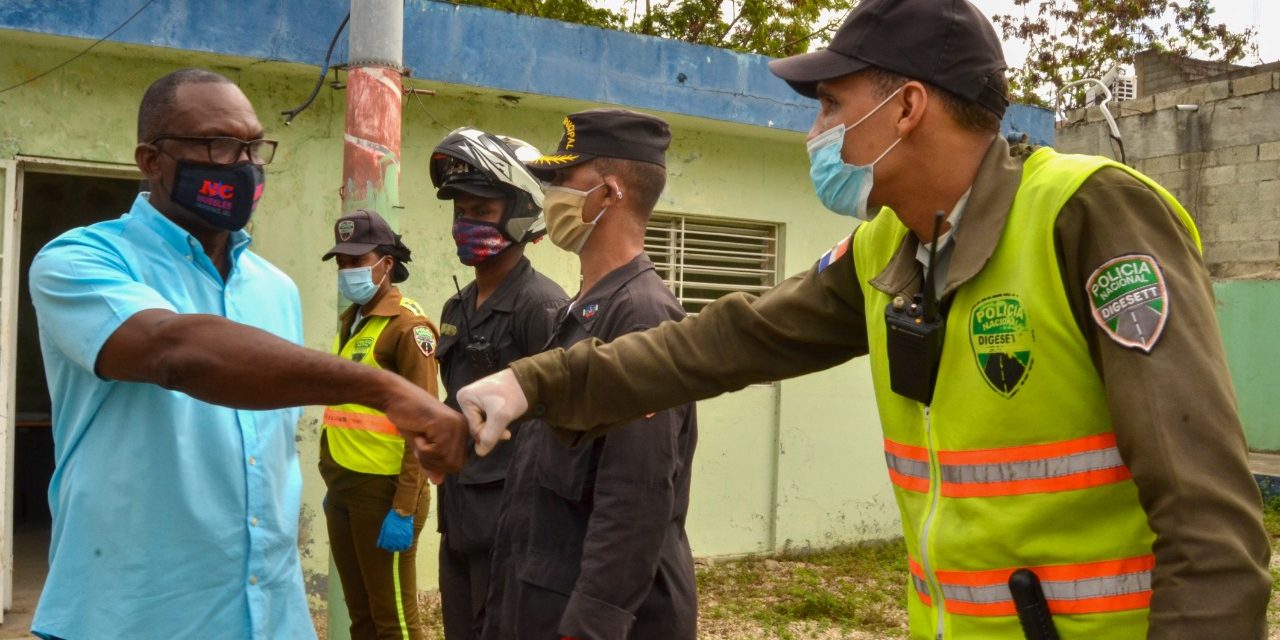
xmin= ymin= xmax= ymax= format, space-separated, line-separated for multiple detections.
xmin=1056 ymin=69 xmax=1280 ymax=451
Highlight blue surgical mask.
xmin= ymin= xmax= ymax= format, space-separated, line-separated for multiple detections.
xmin=807 ymin=87 xmax=904 ymax=220
xmin=338 ymin=258 xmax=389 ymax=304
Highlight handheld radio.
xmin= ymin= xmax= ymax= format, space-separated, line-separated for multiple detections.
xmin=452 ymin=276 xmax=500 ymax=374
xmin=883 ymin=211 xmax=947 ymax=405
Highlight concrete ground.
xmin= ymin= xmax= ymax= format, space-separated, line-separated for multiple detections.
xmin=0 ymin=523 xmax=46 ymax=639
xmin=1251 ymin=451 xmax=1280 ymax=477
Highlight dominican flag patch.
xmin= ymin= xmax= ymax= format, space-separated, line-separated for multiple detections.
xmin=581 ymin=303 xmax=599 ymax=320
xmin=818 ymin=235 xmax=852 ymax=272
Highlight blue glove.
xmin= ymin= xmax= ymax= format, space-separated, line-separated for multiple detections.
xmin=376 ymin=509 xmax=414 ymax=552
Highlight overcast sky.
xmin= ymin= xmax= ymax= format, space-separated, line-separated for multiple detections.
xmin=969 ymin=0 xmax=1277 ymax=67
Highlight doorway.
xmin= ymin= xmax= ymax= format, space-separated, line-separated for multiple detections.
xmin=3 ymin=164 xmax=138 ymax=636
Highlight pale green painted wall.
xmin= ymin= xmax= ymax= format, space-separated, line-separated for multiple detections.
xmin=1214 ymin=281 xmax=1280 ymax=452
xmin=0 ymin=30 xmax=899 ymax=621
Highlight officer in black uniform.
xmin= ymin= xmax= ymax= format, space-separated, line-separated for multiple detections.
xmin=429 ymin=128 xmax=568 ymax=639
xmin=481 ymin=110 xmax=699 ymax=640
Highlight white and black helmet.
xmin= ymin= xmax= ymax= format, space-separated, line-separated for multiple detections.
xmin=430 ymin=127 xmax=546 ymax=244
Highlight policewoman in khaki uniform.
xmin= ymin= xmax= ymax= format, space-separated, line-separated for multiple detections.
xmin=320 ymin=209 xmax=438 ymax=640
xmin=455 ymin=0 xmax=1271 ymax=638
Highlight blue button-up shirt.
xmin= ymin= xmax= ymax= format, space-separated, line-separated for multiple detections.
xmin=28 ymin=194 xmax=314 ymax=640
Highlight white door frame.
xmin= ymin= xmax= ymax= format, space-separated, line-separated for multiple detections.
xmin=0 ymin=158 xmax=18 ymax=621
xmin=0 ymin=157 xmax=140 ymax=618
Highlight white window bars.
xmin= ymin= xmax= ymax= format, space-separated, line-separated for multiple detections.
xmin=644 ymin=213 xmax=779 ymax=315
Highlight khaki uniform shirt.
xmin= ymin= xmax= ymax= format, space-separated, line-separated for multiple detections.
xmin=510 ymin=138 xmax=1272 ymax=639
xmin=319 ymin=287 xmax=436 ymax=517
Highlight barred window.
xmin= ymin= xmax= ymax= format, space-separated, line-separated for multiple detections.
xmin=644 ymin=213 xmax=780 ymax=315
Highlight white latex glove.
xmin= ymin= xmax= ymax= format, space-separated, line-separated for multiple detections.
xmin=456 ymin=368 xmax=529 ymax=456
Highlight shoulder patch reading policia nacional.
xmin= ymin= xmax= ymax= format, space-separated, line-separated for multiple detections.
xmin=413 ymin=326 xmax=436 ymax=357
xmin=1086 ymin=254 xmax=1169 ymax=353
xmin=969 ymin=294 xmax=1035 ymax=397
xmin=818 ymin=235 xmax=852 ymax=273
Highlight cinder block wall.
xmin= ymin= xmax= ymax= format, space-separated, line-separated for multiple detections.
xmin=1133 ymin=49 xmax=1244 ymax=97
xmin=1056 ymin=71 xmax=1280 ymax=450
xmin=1057 ymin=68 xmax=1280 ymax=278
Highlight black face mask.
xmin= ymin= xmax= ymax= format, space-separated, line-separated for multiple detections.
xmin=168 ymin=161 xmax=265 ymax=231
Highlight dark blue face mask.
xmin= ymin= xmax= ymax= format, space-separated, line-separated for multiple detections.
xmin=169 ymin=161 xmax=265 ymax=231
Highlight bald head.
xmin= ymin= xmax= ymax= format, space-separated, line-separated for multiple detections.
xmin=137 ymin=68 xmax=237 ymax=143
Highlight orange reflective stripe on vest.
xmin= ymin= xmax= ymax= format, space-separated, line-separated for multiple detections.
xmin=884 ymin=438 xmax=931 ymax=493
xmin=322 ymin=407 xmax=398 ymax=436
xmin=885 ymin=434 xmax=1132 ymax=497
xmin=908 ymin=558 xmax=933 ymax=607
xmin=931 ymin=554 xmax=1154 ymax=617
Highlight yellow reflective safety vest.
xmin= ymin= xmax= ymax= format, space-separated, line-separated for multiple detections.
xmin=853 ymin=148 xmax=1200 ymax=639
xmin=322 ymin=299 xmax=422 ymax=475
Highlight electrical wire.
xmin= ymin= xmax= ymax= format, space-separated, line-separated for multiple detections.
xmin=281 ymin=12 xmax=350 ymax=125
xmin=1110 ymin=135 xmax=1127 ymax=166
xmin=409 ymin=88 xmax=442 ymax=127
xmin=0 ymin=0 xmax=158 ymax=96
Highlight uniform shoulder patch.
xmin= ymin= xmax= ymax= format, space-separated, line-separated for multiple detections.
xmin=439 ymin=323 xmax=458 ymax=337
xmin=818 ymin=234 xmax=852 ymax=273
xmin=1086 ymin=254 xmax=1168 ymax=353
xmin=399 ymin=297 xmax=428 ymax=319
xmin=412 ymin=325 xmax=437 ymax=357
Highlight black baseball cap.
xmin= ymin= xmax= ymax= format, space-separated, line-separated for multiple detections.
xmin=322 ymin=209 xmax=412 ymax=282
xmin=768 ymin=0 xmax=1009 ymax=118
xmin=527 ymin=109 xmax=671 ymax=179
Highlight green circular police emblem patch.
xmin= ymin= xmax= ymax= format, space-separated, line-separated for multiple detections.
xmin=1086 ymin=254 xmax=1168 ymax=353
xmin=969 ymin=294 xmax=1034 ymax=398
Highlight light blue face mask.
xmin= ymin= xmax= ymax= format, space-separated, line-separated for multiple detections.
xmin=338 ymin=258 xmax=389 ymax=305
xmin=806 ymin=87 xmax=904 ymax=220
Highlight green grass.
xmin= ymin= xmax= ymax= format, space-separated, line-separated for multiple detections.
xmin=1265 ymin=493 xmax=1280 ymax=539
xmin=696 ymin=539 xmax=910 ymax=639
xmin=309 ymin=503 xmax=1280 ymax=640
xmin=1266 ymin=494 xmax=1280 ymax=631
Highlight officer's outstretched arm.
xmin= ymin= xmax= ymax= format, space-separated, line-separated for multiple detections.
xmin=455 ymin=368 xmax=526 ymax=456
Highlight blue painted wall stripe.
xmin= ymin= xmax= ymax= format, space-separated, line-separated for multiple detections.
xmin=0 ymin=0 xmax=1053 ymax=141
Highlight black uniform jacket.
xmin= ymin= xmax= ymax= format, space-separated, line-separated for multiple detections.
xmin=483 ymin=254 xmax=699 ymax=640
xmin=436 ymin=256 xmax=567 ymax=552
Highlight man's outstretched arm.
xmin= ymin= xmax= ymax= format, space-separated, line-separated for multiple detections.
xmin=97 ymin=309 xmax=467 ymax=476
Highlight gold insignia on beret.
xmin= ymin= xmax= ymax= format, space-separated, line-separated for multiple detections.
xmin=532 ymin=153 xmax=580 ymax=166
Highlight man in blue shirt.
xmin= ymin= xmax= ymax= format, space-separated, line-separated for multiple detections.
xmin=26 ymin=68 xmax=466 ymax=640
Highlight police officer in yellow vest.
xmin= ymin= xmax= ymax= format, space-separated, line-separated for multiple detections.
xmin=321 ymin=209 xmax=438 ymax=640
xmin=451 ymin=0 xmax=1273 ymax=638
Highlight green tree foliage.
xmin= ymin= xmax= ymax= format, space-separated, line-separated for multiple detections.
xmin=991 ymin=0 xmax=1256 ymax=109
xmin=450 ymin=0 xmax=627 ymax=30
xmin=448 ymin=0 xmax=1256 ymax=113
xmin=632 ymin=0 xmax=856 ymax=57
xmin=447 ymin=0 xmax=855 ymax=58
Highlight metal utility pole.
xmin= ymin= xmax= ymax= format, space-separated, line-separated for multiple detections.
xmin=330 ymin=2 xmax=403 ymax=638
xmin=341 ymin=0 xmax=403 ymax=223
